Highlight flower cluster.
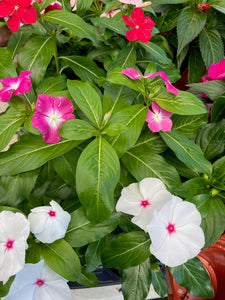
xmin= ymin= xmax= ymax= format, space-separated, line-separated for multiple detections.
xmin=116 ymin=177 xmax=205 ymax=267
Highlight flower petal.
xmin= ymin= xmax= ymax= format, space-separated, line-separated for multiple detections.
xmin=19 ymin=6 xmax=37 ymax=24
xmin=141 ymin=16 xmax=155 ymax=31
xmin=136 ymin=29 xmax=151 ymax=43
xmin=172 ymin=200 xmax=202 ymax=227
xmin=145 ymin=109 xmax=154 ymax=122
xmin=0 ymin=1 xmax=14 ymax=17
xmin=0 ymin=87 xmax=13 ymax=102
xmin=131 ymin=7 xmax=144 ymax=25
xmin=14 ymin=72 xmax=32 ymax=95
xmin=139 ymin=177 xmax=167 ymax=200
xmin=52 ymin=96 xmax=75 ymax=116
xmin=7 ymin=10 xmax=21 ymax=33
xmin=160 ymin=118 xmax=172 ymax=131
xmin=148 ymin=119 xmax=161 ymax=132
xmin=152 ymin=101 xmax=160 ymax=113
xmin=121 ymin=68 xmax=142 ymax=80
xmin=122 ymin=15 xmax=135 ymax=28
xmin=35 ymin=94 xmax=54 ymax=115
xmin=126 ymin=28 xmax=139 ymax=41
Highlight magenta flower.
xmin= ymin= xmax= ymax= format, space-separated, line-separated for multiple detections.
xmin=0 ymin=0 xmax=37 ymax=32
xmin=31 ymin=94 xmax=75 ymax=144
xmin=122 ymin=68 xmax=179 ymax=95
xmin=146 ymin=102 xmax=172 ymax=133
xmin=202 ymin=59 xmax=225 ymax=82
xmin=0 ymin=71 xmax=32 ymax=102
xmin=122 ymin=8 xmax=155 ymax=43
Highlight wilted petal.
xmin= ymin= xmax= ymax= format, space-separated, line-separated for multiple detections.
xmin=122 ymin=68 xmax=142 ymax=79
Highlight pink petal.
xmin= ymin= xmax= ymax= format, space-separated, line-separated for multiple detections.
xmin=0 ymin=1 xmax=14 ymax=17
xmin=19 ymin=6 xmax=37 ymax=25
xmin=131 ymin=7 xmax=144 ymax=25
xmin=7 ymin=10 xmax=21 ymax=32
xmin=141 ymin=16 xmax=155 ymax=31
xmin=145 ymin=109 xmax=154 ymax=122
xmin=137 ymin=29 xmax=151 ymax=43
xmin=18 ymin=0 xmax=33 ymax=7
xmin=0 ymin=87 xmax=13 ymax=102
xmin=122 ymin=15 xmax=135 ymax=28
xmin=152 ymin=101 xmax=160 ymax=113
xmin=52 ymin=96 xmax=75 ymax=116
xmin=121 ymin=68 xmax=142 ymax=80
xmin=1 ymin=76 xmax=21 ymax=88
xmin=14 ymin=71 xmax=32 ymax=95
xmin=202 ymin=75 xmax=211 ymax=82
xmin=126 ymin=28 xmax=139 ymax=41
xmin=35 ymin=94 xmax=55 ymax=115
xmin=160 ymin=118 xmax=173 ymax=131
xmin=144 ymin=72 xmax=179 ymax=95
xmin=160 ymin=108 xmax=172 ymax=118
xmin=148 ymin=119 xmax=161 ymax=132
xmin=165 ymin=81 xmax=179 ymax=95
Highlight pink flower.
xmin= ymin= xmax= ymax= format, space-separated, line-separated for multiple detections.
xmin=119 ymin=0 xmax=143 ymax=7
xmin=122 ymin=68 xmax=179 ymax=95
xmin=146 ymin=102 xmax=172 ymax=133
xmin=100 ymin=9 xmax=121 ymax=18
xmin=0 ymin=0 xmax=37 ymax=32
xmin=122 ymin=7 xmax=155 ymax=43
xmin=37 ymin=0 xmax=62 ymax=13
xmin=202 ymin=59 xmax=225 ymax=82
xmin=31 ymin=94 xmax=75 ymax=144
xmin=70 ymin=0 xmax=77 ymax=11
xmin=0 ymin=71 xmax=32 ymax=102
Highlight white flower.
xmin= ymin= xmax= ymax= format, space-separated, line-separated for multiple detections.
xmin=0 ymin=211 xmax=30 ymax=284
xmin=3 ymin=260 xmax=72 ymax=300
xmin=116 ymin=177 xmax=172 ymax=231
xmin=147 ymin=196 xmax=205 ymax=267
xmin=28 ymin=200 xmax=71 ymax=244
xmin=70 ymin=0 xmax=77 ymax=11
xmin=119 ymin=0 xmax=143 ymax=7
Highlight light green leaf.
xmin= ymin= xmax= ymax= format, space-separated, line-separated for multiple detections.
xmin=85 ymin=238 xmax=107 ymax=273
xmin=151 ymin=264 xmax=168 ymax=298
xmin=177 ymin=7 xmax=207 ymax=55
xmin=160 ymin=130 xmax=212 ymax=176
xmin=36 ymin=75 xmax=67 ymax=95
xmin=188 ymin=80 xmax=225 ymax=101
xmin=101 ymin=231 xmax=151 ymax=269
xmin=76 ymin=266 xmax=99 ymax=288
xmin=59 ymin=119 xmax=98 ymax=140
xmin=0 ymin=48 xmax=17 ymax=78
xmin=209 ymin=0 xmax=225 ymax=14
xmin=151 ymin=0 xmax=187 ymax=4
xmin=108 ymin=46 xmax=136 ymax=73
xmin=7 ymin=31 xmax=31 ymax=59
xmin=91 ymin=16 xmax=126 ymax=35
xmin=173 ymin=177 xmax=210 ymax=198
xmin=76 ymin=137 xmax=120 ymax=222
xmin=141 ymin=42 xmax=172 ymax=66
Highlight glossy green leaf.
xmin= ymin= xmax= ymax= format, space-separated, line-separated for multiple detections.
xmin=173 ymin=177 xmax=210 ymax=198
xmin=122 ymin=258 xmax=152 ymax=300
xmin=36 ymin=75 xmax=67 ymax=95
xmin=209 ymin=0 xmax=225 ymax=14
xmin=108 ymin=46 xmax=136 ymax=73
xmin=177 ymin=7 xmax=207 ymax=55
xmin=65 ymin=207 xmax=122 ymax=247
xmin=17 ymin=36 xmax=55 ymax=86
xmin=59 ymin=119 xmax=97 ymax=140
xmin=67 ymin=80 xmax=102 ymax=128
xmin=151 ymin=0 xmax=187 ymax=4
xmin=212 ymin=156 xmax=225 ymax=183
xmin=185 ymin=194 xmax=210 ymax=218
xmin=91 ymin=16 xmax=126 ymax=35
xmin=211 ymin=93 xmax=225 ymax=122
xmin=188 ymin=48 xmax=205 ymax=84
xmin=141 ymin=42 xmax=172 ymax=67
xmin=170 ymin=257 xmax=214 ymax=298
xmin=0 ymin=107 xmax=26 ymax=152
xmin=151 ymin=264 xmax=168 ymax=298
xmin=0 ymin=135 xmax=80 ymax=176
xmin=60 ymin=56 xmax=105 ymax=83
xmin=160 ymin=130 xmax=212 ymax=176
xmin=101 ymin=231 xmax=151 ymax=269
xmin=0 ymin=276 xmax=15 ymax=298
xmin=43 ymin=10 xmax=98 ymax=43
xmin=85 ymin=238 xmax=107 ymax=273
xmin=188 ymin=80 xmax=225 ymax=101
xmin=122 ymin=147 xmax=181 ymax=190
xmin=76 ymin=137 xmax=120 ymax=222
xmin=0 ymin=48 xmax=17 ymax=78
xmin=199 ymin=28 xmax=224 ymax=69
xmin=7 ymin=31 xmax=31 ymax=59
xmin=41 ymin=239 xmax=81 ymax=281
xmin=76 ymin=266 xmax=99 ymax=287
xmin=105 ymin=105 xmax=147 ymax=157
xmin=76 ymin=0 xmax=93 ymax=11
xmin=154 ymin=90 xmax=207 ymax=115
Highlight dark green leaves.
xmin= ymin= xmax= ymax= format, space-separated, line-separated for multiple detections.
xmin=0 ymin=48 xmax=16 ymax=78
xmin=170 ymin=257 xmax=214 ymax=298
xmin=76 ymin=137 xmax=120 ymax=222
xmin=101 ymin=231 xmax=151 ymax=269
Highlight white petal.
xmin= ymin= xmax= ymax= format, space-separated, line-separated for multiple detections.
xmin=30 ymin=206 xmax=51 ymax=213
xmin=157 ymin=197 xmax=182 ymax=224
xmin=172 ymin=200 xmax=202 ymax=227
xmin=28 ymin=212 xmax=49 ymax=234
xmin=42 ymin=263 xmax=62 ymax=281
xmin=50 ymin=200 xmax=64 ymax=213
xmin=116 ymin=183 xmax=143 ymax=215
xmin=139 ymin=177 xmax=167 ymax=200
xmin=3 ymin=284 xmax=36 ymax=300
xmin=35 ymin=281 xmax=72 ymax=300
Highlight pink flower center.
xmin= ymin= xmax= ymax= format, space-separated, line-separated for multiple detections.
xmin=48 ymin=210 xmax=56 ymax=217
xmin=140 ymin=200 xmax=150 ymax=208
xmin=166 ymin=222 xmax=176 ymax=235
xmin=4 ymin=239 xmax=15 ymax=251
xmin=35 ymin=279 xmax=45 ymax=287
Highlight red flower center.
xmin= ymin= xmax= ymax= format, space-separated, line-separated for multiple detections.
xmin=35 ymin=279 xmax=45 ymax=287
xmin=140 ymin=200 xmax=150 ymax=208
xmin=5 ymin=239 xmax=15 ymax=251
xmin=166 ymin=223 xmax=176 ymax=235
xmin=48 ymin=210 xmax=56 ymax=217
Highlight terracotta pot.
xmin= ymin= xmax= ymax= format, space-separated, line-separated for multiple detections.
xmin=167 ymin=234 xmax=225 ymax=300
xmin=0 ymin=18 xmax=12 ymax=47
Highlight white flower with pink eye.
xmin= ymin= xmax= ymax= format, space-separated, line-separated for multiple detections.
xmin=146 ymin=101 xmax=173 ymax=133
xmin=28 ymin=200 xmax=71 ymax=244
xmin=147 ymin=196 xmax=205 ymax=267
xmin=100 ymin=9 xmax=121 ymax=18
xmin=0 ymin=71 xmax=32 ymax=102
xmin=119 ymin=0 xmax=143 ymax=7
xmin=3 ymin=260 xmax=72 ymax=300
xmin=70 ymin=0 xmax=77 ymax=11
xmin=0 ymin=211 xmax=30 ymax=284
xmin=116 ymin=177 xmax=172 ymax=231
xmin=31 ymin=94 xmax=75 ymax=144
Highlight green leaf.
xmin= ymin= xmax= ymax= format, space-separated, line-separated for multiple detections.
xmin=36 ymin=75 xmax=67 ymax=95
xmin=201 ymin=196 xmax=225 ymax=248
xmin=67 ymin=80 xmax=103 ymax=128
xmin=188 ymin=48 xmax=205 ymax=84
xmin=177 ymin=7 xmax=207 ymax=55
xmin=0 ymin=170 xmax=38 ymax=206
xmin=108 ymin=46 xmax=136 ymax=73
xmin=104 ymin=123 xmax=127 ymax=136
xmin=188 ymin=80 xmax=225 ymax=101
xmin=121 ymin=258 xmax=152 ymax=300
xmin=0 ymin=107 xmax=26 ymax=152
xmin=0 ymin=135 xmax=80 ymax=176
xmin=76 ymin=266 xmax=99 ymax=287
xmin=39 ymin=0 xmax=56 ymax=11
xmin=173 ymin=177 xmax=210 ymax=198
xmin=160 ymin=130 xmax=212 ymax=176
xmin=199 ymin=28 xmax=224 ymax=69
xmin=122 ymin=147 xmax=181 ymax=190
xmin=170 ymin=257 xmax=214 ymax=298
xmin=186 ymin=194 xmax=210 ymax=218
xmin=151 ymin=0 xmax=187 ymax=4
xmin=101 ymin=231 xmax=151 ymax=269
xmin=65 ymin=208 xmax=122 ymax=247
xmin=76 ymin=137 xmax=120 ymax=222
xmin=209 ymin=0 xmax=225 ymax=14
xmin=0 ymin=48 xmax=17 ymax=78
xmin=195 ymin=120 xmax=225 ymax=160
xmin=212 ymin=156 xmax=225 ymax=183
xmin=41 ymin=239 xmax=81 ymax=281
xmin=91 ymin=16 xmax=126 ymax=35
xmin=0 ymin=276 xmax=15 ymax=298
xmin=59 ymin=119 xmax=98 ymax=140
xmin=60 ymin=56 xmax=105 ymax=83
xmin=105 ymin=105 xmax=147 ymax=157
xmin=76 ymin=0 xmax=93 ymax=11
xmin=211 ymin=93 xmax=225 ymax=122
xmin=141 ymin=42 xmax=172 ymax=67
xmin=153 ymin=90 xmax=207 ymax=115
xmin=7 ymin=31 xmax=31 ymax=59
xmin=172 ymin=114 xmax=207 ymax=138
xmin=151 ymin=264 xmax=168 ymax=298
xmin=85 ymin=238 xmax=107 ymax=273
xmin=17 ymin=36 xmax=55 ymax=86
xmin=43 ymin=10 xmax=98 ymax=43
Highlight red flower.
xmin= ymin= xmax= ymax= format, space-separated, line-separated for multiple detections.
xmin=0 ymin=0 xmax=37 ymax=32
xmin=198 ymin=3 xmax=211 ymax=10
xmin=122 ymin=7 xmax=155 ymax=43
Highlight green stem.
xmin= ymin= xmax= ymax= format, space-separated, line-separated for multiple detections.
xmin=19 ymin=95 xmax=31 ymax=111
xmin=54 ymin=39 xmax=60 ymax=76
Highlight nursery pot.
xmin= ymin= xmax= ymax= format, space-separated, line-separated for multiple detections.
xmin=0 ymin=18 xmax=12 ymax=47
xmin=167 ymin=234 xmax=225 ymax=300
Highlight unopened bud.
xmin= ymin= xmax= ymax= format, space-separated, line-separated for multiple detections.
xmin=141 ymin=1 xmax=152 ymax=7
